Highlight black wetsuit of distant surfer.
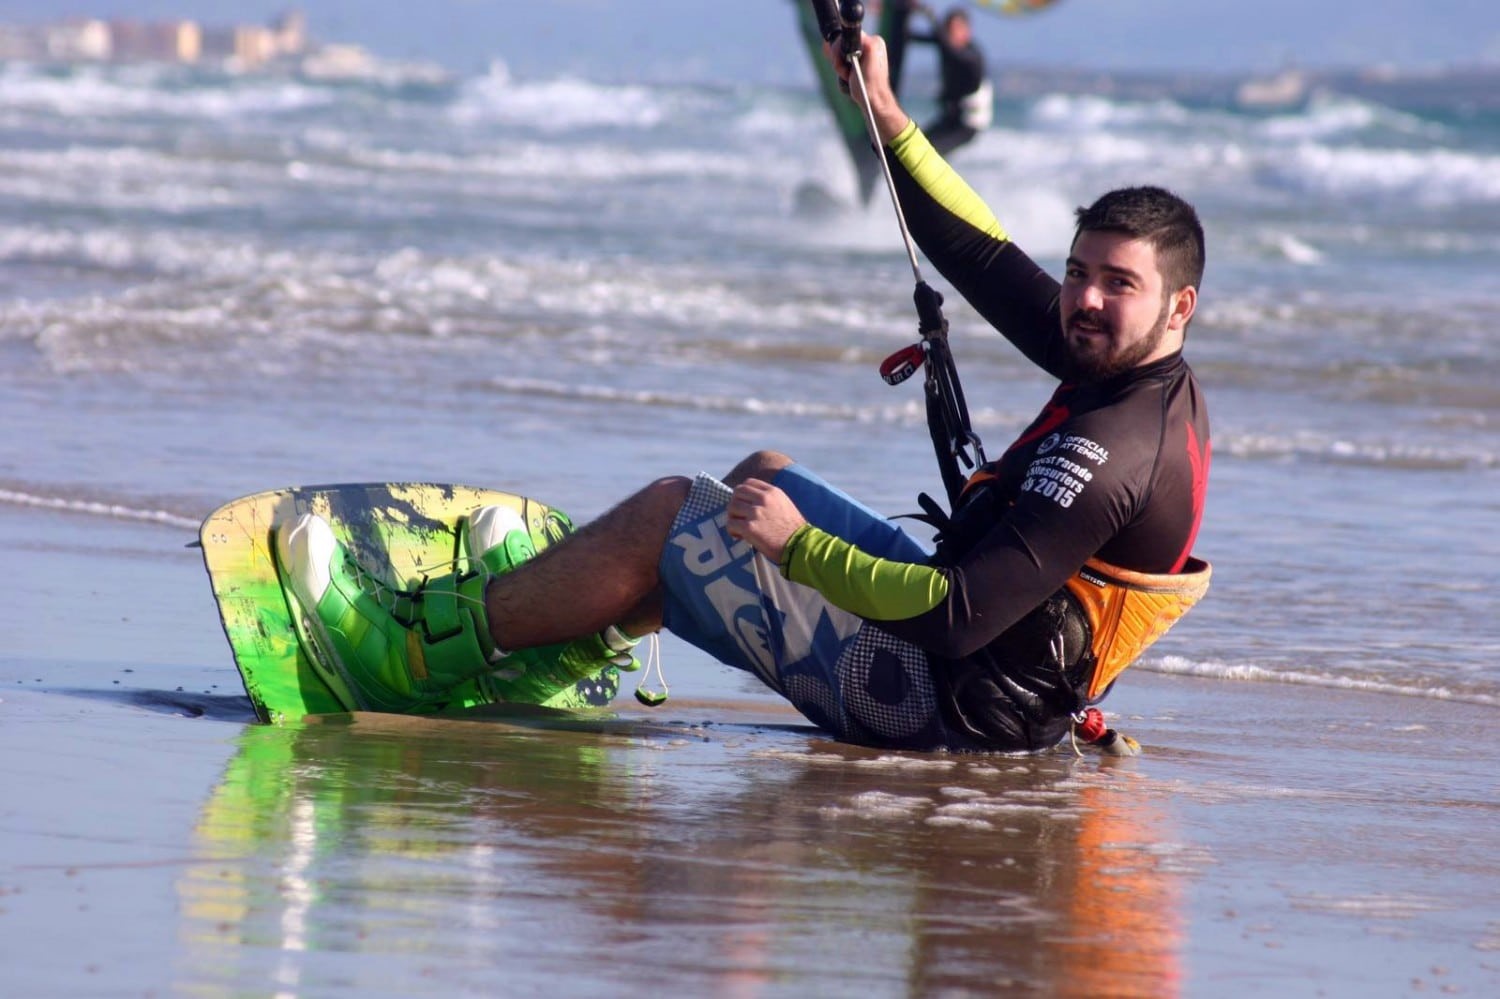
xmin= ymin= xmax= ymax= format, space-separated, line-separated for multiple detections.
xmin=907 ymin=10 xmax=991 ymax=155
xmin=773 ymin=123 xmax=1212 ymax=751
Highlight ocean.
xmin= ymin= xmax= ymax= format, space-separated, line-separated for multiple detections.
xmin=3 ymin=57 xmax=1495 ymax=703
xmin=3 ymin=55 xmax=1500 ymax=996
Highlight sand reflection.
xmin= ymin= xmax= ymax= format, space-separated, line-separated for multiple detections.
xmin=176 ymin=709 xmax=1186 ymax=995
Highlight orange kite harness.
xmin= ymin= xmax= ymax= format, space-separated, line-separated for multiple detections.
xmin=1062 ymin=556 xmax=1212 ymax=701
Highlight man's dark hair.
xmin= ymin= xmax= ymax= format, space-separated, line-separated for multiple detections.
xmin=1074 ymin=186 xmax=1205 ymax=297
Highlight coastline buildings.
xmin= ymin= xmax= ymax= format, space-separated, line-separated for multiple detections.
xmin=0 ymin=9 xmax=426 ymax=80
xmin=107 ymin=20 xmax=204 ymax=63
xmin=0 ymin=10 xmax=305 ymax=68
xmin=0 ymin=9 xmax=307 ymax=67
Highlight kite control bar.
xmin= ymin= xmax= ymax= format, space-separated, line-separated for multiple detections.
xmin=810 ymin=0 xmax=864 ymax=60
xmin=806 ymin=0 xmax=986 ymax=510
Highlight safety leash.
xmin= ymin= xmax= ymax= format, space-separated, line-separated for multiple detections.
xmin=1070 ymin=707 xmax=1140 ymax=757
xmin=633 ymin=634 xmax=669 ymax=707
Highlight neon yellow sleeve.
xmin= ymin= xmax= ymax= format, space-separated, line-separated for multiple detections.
xmin=779 ymin=524 xmax=949 ymax=622
xmin=888 ymin=122 xmax=1009 ymax=242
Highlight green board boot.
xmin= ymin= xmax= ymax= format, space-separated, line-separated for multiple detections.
xmin=275 ymin=512 xmax=506 ymax=713
xmin=275 ymin=507 xmax=638 ymax=714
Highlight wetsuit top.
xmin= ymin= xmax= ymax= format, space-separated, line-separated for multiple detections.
xmin=909 ymin=27 xmax=986 ymax=120
xmin=778 ymin=123 xmax=1211 ymax=751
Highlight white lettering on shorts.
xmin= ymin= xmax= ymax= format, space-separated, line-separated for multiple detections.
xmin=702 ymin=573 xmax=777 ymax=681
xmin=670 ymin=511 xmax=753 ymax=576
xmin=669 ymin=512 xmax=775 ymax=684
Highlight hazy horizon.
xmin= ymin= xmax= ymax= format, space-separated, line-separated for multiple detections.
xmin=0 ymin=0 xmax=1494 ymax=83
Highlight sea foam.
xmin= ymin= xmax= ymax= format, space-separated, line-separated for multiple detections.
xmin=1145 ymin=655 xmax=1500 ymax=707
xmin=0 ymin=487 xmax=198 ymax=530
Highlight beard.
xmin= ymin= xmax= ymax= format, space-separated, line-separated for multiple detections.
xmin=1063 ymin=299 xmax=1172 ymax=383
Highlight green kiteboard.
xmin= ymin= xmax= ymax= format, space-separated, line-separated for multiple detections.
xmin=198 ymin=482 xmax=620 ymax=723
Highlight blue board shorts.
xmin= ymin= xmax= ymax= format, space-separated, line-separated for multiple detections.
xmin=657 ymin=465 xmax=977 ymax=751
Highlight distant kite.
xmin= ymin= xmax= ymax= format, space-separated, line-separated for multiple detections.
xmin=972 ymin=0 xmax=1063 ymax=15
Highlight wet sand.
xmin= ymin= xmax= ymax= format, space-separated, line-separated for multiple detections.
xmin=3 ymin=504 xmax=1498 ymax=997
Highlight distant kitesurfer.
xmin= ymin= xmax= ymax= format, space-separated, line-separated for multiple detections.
xmin=273 ymin=26 xmax=1211 ymax=753
xmin=907 ymin=2 xmax=993 ymax=155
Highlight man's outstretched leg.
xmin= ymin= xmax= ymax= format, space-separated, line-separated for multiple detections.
xmin=481 ymin=452 xmax=793 ymax=649
xmin=274 ymin=455 xmax=792 ymax=713
xmin=274 ymin=476 xmax=699 ymax=712
xmin=479 ymin=475 xmax=691 ymax=650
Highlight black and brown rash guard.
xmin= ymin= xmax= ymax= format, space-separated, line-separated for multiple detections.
xmin=778 ymin=123 xmax=1211 ymax=749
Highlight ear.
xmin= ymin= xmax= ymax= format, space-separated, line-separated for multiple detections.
xmin=1167 ymin=285 xmax=1197 ymax=334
